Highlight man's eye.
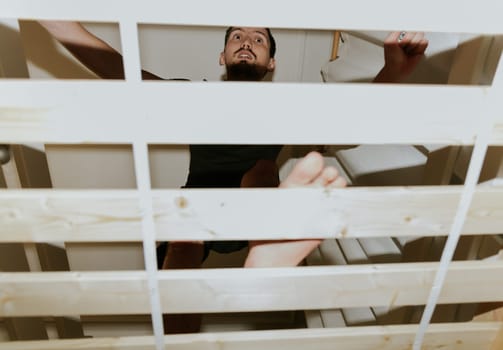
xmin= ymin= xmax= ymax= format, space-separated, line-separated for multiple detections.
xmin=233 ymin=34 xmax=241 ymax=40
xmin=255 ymin=37 xmax=263 ymax=43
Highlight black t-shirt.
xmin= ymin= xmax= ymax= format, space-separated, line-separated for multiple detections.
xmin=186 ymin=144 xmax=282 ymax=188
xmin=165 ymin=79 xmax=282 ymax=188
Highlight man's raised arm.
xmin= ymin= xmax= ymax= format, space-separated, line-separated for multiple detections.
xmin=39 ymin=21 xmax=161 ymax=80
xmin=373 ymin=31 xmax=429 ymax=83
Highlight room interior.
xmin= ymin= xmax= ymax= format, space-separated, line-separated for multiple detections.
xmin=1 ymin=4 xmax=502 ymax=349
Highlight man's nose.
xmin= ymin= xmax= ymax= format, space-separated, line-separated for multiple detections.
xmin=241 ymin=36 xmax=252 ymax=49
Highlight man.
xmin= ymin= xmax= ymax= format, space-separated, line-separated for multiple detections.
xmin=221 ymin=27 xmax=277 ymax=81
xmin=39 ymin=21 xmax=427 ymax=332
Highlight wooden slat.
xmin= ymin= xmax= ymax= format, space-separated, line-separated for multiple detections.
xmin=1 ymin=260 xmax=502 ymax=316
xmin=1 ymin=186 xmax=502 ymax=242
xmin=310 ymin=239 xmax=377 ymax=327
xmin=5 ymin=133 xmax=85 ymax=338
xmin=0 ymin=111 xmax=51 ymax=341
xmin=0 ymin=244 xmax=49 ymax=341
xmin=0 ymin=190 xmax=142 ymax=242
xmin=0 ymin=322 xmax=500 ymax=350
xmin=304 ymin=245 xmax=346 ymax=328
xmin=0 ymin=81 xmax=491 ymax=145
xmin=491 ymin=327 xmax=503 ymax=350
xmin=475 ymin=306 xmax=503 ymax=322
xmin=1 ymin=0 xmax=503 ymax=34
xmin=35 ymin=244 xmax=85 ymax=339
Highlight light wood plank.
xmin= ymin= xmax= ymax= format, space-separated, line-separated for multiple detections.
xmin=0 ymin=322 xmax=500 ymax=350
xmin=476 ymin=306 xmax=503 ymax=322
xmin=0 ymin=190 xmax=142 ymax=242
xmin=491 ymin=327 xmax=503 ymax=350
xmin=35 ymin=244 xmax=85 ymax=339
xmin=1 ymin=0 xmax=503 ymax=34
xmin=0 ymin=244 xmax=49 ymax=340
xmin=304 ymin=246 xmax=344 ymax=328
xmin=0 ymin=260 xmax=502 ymax=316
xmin=478 ymin=235 xmax=503 ymax=259
xmin=315 ymin=239 xmax=376 ymax=327
xmin=331 ymin=239 xmax=377 ymax=325
xmin=1 ymin=186 xmax=502 ymax=242
xmin=0 ymin=81 xmax=491 ymax=145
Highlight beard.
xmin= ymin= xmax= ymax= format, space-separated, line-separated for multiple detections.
xmin=226 ymin=62 xmax=269 ymax=81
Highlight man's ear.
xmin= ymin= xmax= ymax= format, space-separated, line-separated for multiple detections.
xmin=267 ymin=58 xmax=276 ymax=72
xmin=219 ymin=51 xmax=226 ymax=66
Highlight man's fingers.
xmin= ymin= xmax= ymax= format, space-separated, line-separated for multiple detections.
xmin=410 ymin=38 xmax=429 ymax=55
xmin=400 ymin=32 xmax=427 ymax=55
xmin=402 ymin=32 xmax=423 ymax=53
xmin=384 ymin=31 xmax=401 ymax=45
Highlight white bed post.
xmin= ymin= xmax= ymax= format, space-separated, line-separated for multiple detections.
xmin=119 ymin=19 xmax=166 ymax=350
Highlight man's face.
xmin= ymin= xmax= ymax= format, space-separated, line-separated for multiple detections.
xmin=220 ymin=27 xmax=276 ymax=81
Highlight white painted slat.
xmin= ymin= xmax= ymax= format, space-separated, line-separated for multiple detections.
xmin=131 ymin=143 xmax=165 ymax=348
xmin=304 ymin=309 xmax=325 ymax=328
xmin=1 ymin=0 xmax=503 ymax=34
xmin=338 ymin=239 xmax=369 ymax=264
xmin=0 ymin=322 xmax=500 ymax=350
xmin=414 ymin=113 xmax=493 ymax=350
xmin=0 ymin=186 xmax=502 ymax=242
xmin=319 ymin=309 xmax=346 ymax=328
xmin=1 ymin=260 xmax=502 ymax=316
xmin=0 ymin=81 xmax=490 ymax=145
xmin=318 ymin=239 xmax=347 ymax=266
xmin=358 ymin=238 xmax=401 ymax=263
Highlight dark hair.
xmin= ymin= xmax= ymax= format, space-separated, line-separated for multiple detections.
xmin=224 ymin=27 xmax=276 ymax=58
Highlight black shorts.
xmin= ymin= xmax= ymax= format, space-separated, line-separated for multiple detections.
xmin=156 ymin=240 xmax=248 ymax=268
xmin=157 ymin=170 xmax=250 ymax=268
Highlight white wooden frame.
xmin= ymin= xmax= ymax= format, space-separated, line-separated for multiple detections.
xmin=1 ymin=1 xmax=503 ymax=350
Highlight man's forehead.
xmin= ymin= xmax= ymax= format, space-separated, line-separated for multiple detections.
xmin=230 ymin=27 xmax=268 ymax=36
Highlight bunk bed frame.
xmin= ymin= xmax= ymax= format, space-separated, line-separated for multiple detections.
xmin=1 ymin=1 xmax=502 ymax=349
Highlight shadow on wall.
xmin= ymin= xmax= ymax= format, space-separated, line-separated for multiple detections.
xmin=403 ymin=49 xmax=456 ymax=84
xmin=321 ymin=32 xmax=458 ymax=84
xmin=14 ymin=20 xmax=98 ymax=79
xmin=322 ymin=53 xmax=457 ymax=84
xmin=0 ymin=21 xmax=28 ymax=78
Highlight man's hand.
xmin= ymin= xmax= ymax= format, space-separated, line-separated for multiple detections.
xmin=374 ymin=31 xmax=429 ymax=83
